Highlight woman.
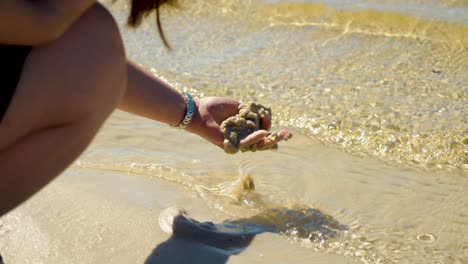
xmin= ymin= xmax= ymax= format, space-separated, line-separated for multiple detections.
xmin=0 ymin=0 xmax=281 ymax=219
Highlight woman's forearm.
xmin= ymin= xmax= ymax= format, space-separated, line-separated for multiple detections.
xmin=119 ymin=61 xmax=187 ymax=127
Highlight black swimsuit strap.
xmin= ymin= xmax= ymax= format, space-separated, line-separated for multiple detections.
xmin=0 ymin=44 xmax=32 ymax=121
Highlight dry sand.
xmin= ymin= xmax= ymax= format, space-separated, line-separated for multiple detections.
xmin=0 ymin=168 xmax=354 ymax=264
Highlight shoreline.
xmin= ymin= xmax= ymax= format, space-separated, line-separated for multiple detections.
xmin=0 ymin=168 xmax=355 ymax=264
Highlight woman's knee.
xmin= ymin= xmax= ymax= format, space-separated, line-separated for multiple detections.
xmin=49 ymin=3 xmax=127 ymax=120
xmin=76 ymin=3 xmax=125 ymax=61
xmin=2 ymin=3 xmax=127 ymax=141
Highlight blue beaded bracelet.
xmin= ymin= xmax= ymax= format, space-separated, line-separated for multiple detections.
xmin=172 ymin=93 xmax=194 ymax=129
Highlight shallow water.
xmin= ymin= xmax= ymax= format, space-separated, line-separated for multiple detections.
xmin=79 ymin=0 xmax=468 ymax=262
xmin=109 ymin=0 xmax=467 ymax=170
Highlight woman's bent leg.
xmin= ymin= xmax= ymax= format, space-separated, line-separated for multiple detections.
xmin=0 ymin=4 xmax=127 ymax=216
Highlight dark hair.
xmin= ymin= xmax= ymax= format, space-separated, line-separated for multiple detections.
xmin=128 ymin=0 xmax=175 ymax=49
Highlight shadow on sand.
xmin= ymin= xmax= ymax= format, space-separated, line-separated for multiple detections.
xmin=145 ymin=207 xmax=348 ymax=264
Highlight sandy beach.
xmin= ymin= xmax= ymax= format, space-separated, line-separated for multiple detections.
xmin=1 ymin=0 xmax=467 ymax=263
xmin=0 ymin=167 xmax=354 ymax=264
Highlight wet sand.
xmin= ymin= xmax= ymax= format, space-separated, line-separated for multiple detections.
xmin=1 ymin=113 xmax=466 ymax=262
xmin=0 ymin=167 xmax=354 ymax=264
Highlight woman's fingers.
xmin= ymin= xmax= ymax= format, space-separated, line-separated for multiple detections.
xmin=239 ymin=130 xmax=270 ymax=148
xmin=256 ymin=135 xmax=281 ymax=150
xmin=260 ymin=115 xmax=271 ymax=130
xmin=277 ymin=129 xmax=292 ymax=138
xmin=257 ymin=129 xmax=292 ymax=149
xmin=240 ymin=129 xmax=292 ymax=151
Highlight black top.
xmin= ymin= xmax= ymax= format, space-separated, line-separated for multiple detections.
xmin=0 ymin=44 xmax=32 ymax=121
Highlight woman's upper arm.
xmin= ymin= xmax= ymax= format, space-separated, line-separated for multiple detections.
xmin=0 ymin=0 xmax=97 ymax=46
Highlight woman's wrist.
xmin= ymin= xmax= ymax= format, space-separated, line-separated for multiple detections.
xmin=184 ymin=97 xmax=203 ymax=133
xmin=171 ymin=93 xmax=195 ymax=129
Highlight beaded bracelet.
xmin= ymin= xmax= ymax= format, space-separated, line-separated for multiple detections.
xmin=171 ymin=93 xmax=194 ymax=129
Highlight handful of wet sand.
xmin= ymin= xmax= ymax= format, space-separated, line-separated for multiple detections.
xmin=220 ymin=102 xmax=292 ymax=154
